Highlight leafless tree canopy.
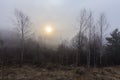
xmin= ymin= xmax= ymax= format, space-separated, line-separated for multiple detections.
xmin=0 ymin=9 xmax=120 ymax=69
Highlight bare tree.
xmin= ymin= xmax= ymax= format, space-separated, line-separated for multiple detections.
xmin=87 ymin=12 xmax=94 ymax=68
xmin=14 ymin=9 xmax=33 ymax=67
xmin=0 ymin=39 xmax=4 ymax=80
xmin=74 ymin=9 xmax=91 ymax=66
xmin=93 ymin=25 xmax=97 ymax=68
xmin=98 ymin=14 xmax=108 ymax=66
xmin=91 ymin=25 xmax=100 ymax=68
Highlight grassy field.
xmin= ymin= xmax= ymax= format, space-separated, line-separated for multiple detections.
xmin=0 ymin=65 xmax=120 ymax=80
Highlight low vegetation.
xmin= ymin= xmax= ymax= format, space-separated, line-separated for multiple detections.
xmin=0 ymin=65 xmax=120 ymax=80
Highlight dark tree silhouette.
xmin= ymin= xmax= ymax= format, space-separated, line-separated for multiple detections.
xmin=106 ymin=29 xmax=120 ymax=65
xmin=14 ymin=9 xmax=33 ymax=67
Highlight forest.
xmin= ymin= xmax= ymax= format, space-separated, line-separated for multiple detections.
xmin=0 ymin=9 xmax=120 ymax=68
xmin=1 ymin=0 xmax=120 ymax=79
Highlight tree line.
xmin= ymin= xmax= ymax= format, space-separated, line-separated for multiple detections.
xmin=0 ymin=9 xmax=120 ymax=68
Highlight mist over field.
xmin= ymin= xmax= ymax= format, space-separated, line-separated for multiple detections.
xmin=0 ymin=0 xmax=120 ymax=80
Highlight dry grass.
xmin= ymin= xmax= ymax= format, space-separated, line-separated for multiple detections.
xmin=0 ymin=65 xmax=120 ymax=80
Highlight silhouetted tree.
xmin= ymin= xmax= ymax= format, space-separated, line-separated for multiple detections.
xmin=14 ymin=9 xmax=33 ymax=67
xmin=98 ymin=14 xmax=109 ymax=65
xmin=87 ymin=12 xmax=94 ymax=68
xmin=106 ymin=29 xmax=120 ymax=65
xmin=72 ymin=32 xmax=88 ymax=66
xmin=74 ymin=9 xmax=92 ymax=66
xmin=0 ymin=39 xmax=4 ymax=80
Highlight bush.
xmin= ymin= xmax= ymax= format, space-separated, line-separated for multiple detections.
xmin=75 ymin=67 xmax=86 ymax=75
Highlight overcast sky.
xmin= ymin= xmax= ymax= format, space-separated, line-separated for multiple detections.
xmin=0 ymin=0 xmax=120 ymax=45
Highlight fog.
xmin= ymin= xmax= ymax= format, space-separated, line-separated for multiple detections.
xmin=0 ymin=0 xmax=120 ymax=46
xmin=1 ymin=1 xmax=120 ymax=80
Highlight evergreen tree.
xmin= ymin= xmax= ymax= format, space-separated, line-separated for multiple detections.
xmin=106 ymin=29 xmax=120 ymax=65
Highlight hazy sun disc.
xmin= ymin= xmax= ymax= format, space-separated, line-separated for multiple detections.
xmin=45 ymin=25 xmax=53 ymax=34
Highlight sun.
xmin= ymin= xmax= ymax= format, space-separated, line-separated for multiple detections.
xmin=44 ymin=25 xmax=53 ymax=34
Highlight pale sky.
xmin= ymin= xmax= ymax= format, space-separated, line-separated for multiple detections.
xmin=0 ymin=0 xmax=120 ymax=45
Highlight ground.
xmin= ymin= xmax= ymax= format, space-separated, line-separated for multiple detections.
xmin=0 ymin=65 xmax=120 ymax=80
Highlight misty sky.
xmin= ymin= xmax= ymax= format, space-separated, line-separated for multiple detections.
xmin=0 ymin=0 xmax=120 ymax=45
